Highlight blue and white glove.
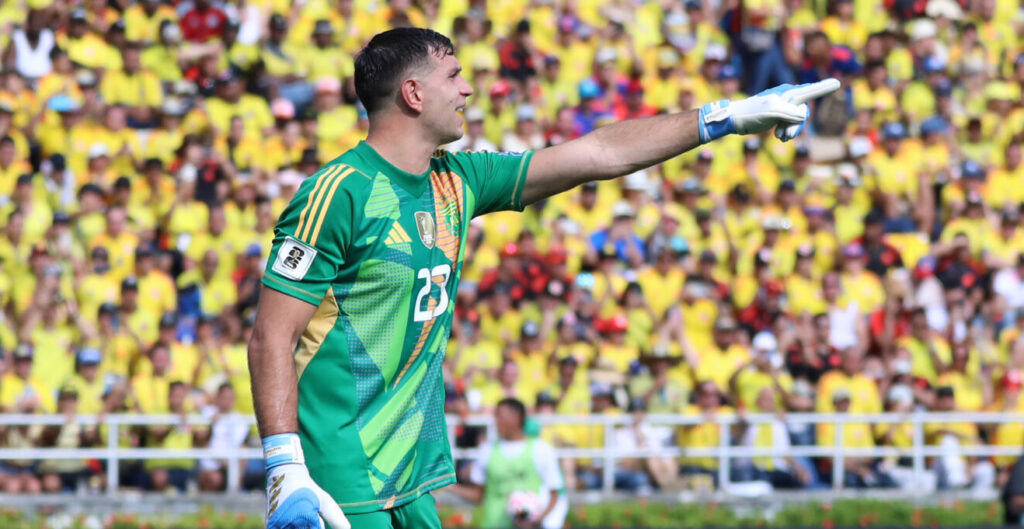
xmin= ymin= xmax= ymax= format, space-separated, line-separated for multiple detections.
xmin=697 ymin=78 xmax=841 ymax=144
xmin=264 ymin=433 xmax=350 ymax=529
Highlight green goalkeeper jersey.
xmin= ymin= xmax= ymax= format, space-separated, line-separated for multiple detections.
xmin=262 ymin=141 xmax=533 ymax=514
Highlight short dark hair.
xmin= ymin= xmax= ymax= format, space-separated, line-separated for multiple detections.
xmin=497 ymin=397 xmax=527 ymax=428
xmin=354 ymin=28 xmax=455 ymax=116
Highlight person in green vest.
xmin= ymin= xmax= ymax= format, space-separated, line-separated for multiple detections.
xmin=452 ymin=398 xmax=567 ymax=529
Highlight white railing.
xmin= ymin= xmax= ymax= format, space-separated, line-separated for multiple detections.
xmin=1 ymin=412 xmax=1022 ymax=495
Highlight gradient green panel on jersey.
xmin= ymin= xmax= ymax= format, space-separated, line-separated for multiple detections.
xmin=262 ymin=141 xmax=533 ymax=514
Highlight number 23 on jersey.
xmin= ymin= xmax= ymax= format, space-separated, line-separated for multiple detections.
xmin=413 ymin=264 xmax=451 ymax=322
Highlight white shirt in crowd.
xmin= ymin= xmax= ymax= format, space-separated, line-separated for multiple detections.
xmin=198 ymin=405 xmax=250 ymax=472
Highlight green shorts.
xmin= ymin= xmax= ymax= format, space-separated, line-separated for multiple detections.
xmin=344 ymin=493 xmax=441 ymax=529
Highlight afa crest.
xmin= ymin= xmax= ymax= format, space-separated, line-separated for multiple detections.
xmin=414 ymin=211 xmax=436 ymax=249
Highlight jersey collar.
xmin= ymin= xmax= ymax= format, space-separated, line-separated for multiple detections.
xmin=353 ymin=141 xmax=431 ymax=197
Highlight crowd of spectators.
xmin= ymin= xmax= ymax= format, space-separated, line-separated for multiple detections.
xmin=0 ymin=0 xmax=1023 ymax=496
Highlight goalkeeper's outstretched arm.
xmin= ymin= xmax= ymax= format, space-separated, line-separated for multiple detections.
xmin=521 ymin=78 xmax=840 ymax=206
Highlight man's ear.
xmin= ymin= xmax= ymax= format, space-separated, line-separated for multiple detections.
xmin=400 ymin=78 xmax=424 ymax=113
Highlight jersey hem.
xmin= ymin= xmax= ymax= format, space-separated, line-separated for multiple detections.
xmin=337 ymin=472 xmax=456 ymax=514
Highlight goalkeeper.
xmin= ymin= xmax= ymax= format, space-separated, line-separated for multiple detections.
xmin=249 ymin=27 xmax=839 ymax=529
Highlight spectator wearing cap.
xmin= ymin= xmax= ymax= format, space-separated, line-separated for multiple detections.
xmin=478 ymin=283 xmax=524 ymax=346
xmin=838 ymin=241 xmax=884 ymax=314
xmin=498 ymin=19 xmax=541 ymax=83
xmin=786 ymin=244 xmax=825 ymax=316
xmin=0 ymin=101 xmax=29 ymax=164
xmin=691 ymin=317 xmax=751 ymax=391
xmin=144 ymin=380 xmax=197 ymax=492
xmin=0 ymin=344 xmax=56 ymax=413
xmin=573 ymin=79 xmax=613 ymax=136
xmin=482 ymin=80 xmax=516 ymax=147
xmin=76 ymin=246 xmax=119 ymax=326
xmin=66 ymin=347 xmax=106 ymax=415
xmin=451 ymin=318 xmax=503 ymax=397
xmin=537 ymin=56 xmax=577 ymax=122
xmin=119 ymin=275 xmax=159 ymax=348
xmin=135 ymin=245 xmax=176 ymax=317
xmin=866 ymin=121 xmax=921 ymax=201
xmin=641 ymin=46 xmax=681 ymax=111
xmin=731 ymin=331 xmax=810 ymax=412
xmin=679 ymin=380 xmax=733 ymax=485
xmin=35 ymin=48 xmax=82 ymax=116
xmin=89 ymin=205 xmax=139 ymax=282
xmin=446 ymin=106 xmax=497 ymax=152
xmin=619 ymin=282 xmax=656 ymax=351
xmin=297 ymin=20 xmax=352 ymax=87
xmin=92 ymin=301 xmax=135 ymax=379
xmin=926 ymin=386 xmax=994 ymax=490
xmin=992 ymin=371 xmax=1024 ymax=475
xmin=613 ymin=79 xmax=657 ymax=122
xmin=817 ymin=386 xmax=893 ymax=488
xmin=854 ymin=210 xmax=904 ymax=278
xmin=738 ymin=215 xmax=794 ymax=279
xmin=554 ymin=181 xmax=612 ymax=241
xmin=589 ymin=200 xmax=646 ymax=268
xmin=631 ymin=345 xmax=688 ymax=416
xmin=207 ymin=69 xmax=274 ymax=139
xmin=593 ymin=313 xmax=637 ymax=374
xmin=544 ymin=352 xmax=592 ymax=422
xmin=63 ymin=8 xmax=111 ymax=70
xmin=637 ymin=243 xmax=685 ymax=320
xmin=816 ymin=344 xmax=881 ymax=417
xmin=509 ymin=320 xmax=553 ymax=399
xmin=501 ymin=104 xmax=546 ymax=152
xmin=38 ymin=382 xmax=98 ymax=493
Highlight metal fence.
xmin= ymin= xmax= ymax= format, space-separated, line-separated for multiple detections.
xmin=1 ymin=412 xmax=1022 ymax=496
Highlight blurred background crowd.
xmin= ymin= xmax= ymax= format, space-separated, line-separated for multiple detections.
xmin=0 ymin=0 xmax=1023 ymax=497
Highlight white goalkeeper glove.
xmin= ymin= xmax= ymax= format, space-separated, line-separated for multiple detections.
xmin=263 ymin=433 xmax=351 ymax=529
xmin=697 ymin=78 xmax=841 ymax=144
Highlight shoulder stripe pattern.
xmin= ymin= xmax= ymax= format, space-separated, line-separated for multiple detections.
xmin=295 ymin=164 xmax=353 ymax=244
xmin=309 ymin=167 xmax=353 ymax=246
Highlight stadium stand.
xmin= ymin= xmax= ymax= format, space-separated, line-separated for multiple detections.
xmin=0 ymin=0 xmax=1022 ymax=496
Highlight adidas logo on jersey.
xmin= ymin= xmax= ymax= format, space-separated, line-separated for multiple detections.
xmin=385 ymin=221 xmax=412 ymax=246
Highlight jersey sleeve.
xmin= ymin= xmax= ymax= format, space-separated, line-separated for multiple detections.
xmin=449 ymin=150 xmax=534 ymax=218
xmin=262 ymin=164 xmax=358 ymax=305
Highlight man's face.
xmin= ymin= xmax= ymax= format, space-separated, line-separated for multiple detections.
xmin=123 ymin=48 xmax=141 ymax=71
xmin=494 ymin=404 xmax=521 ymax=439
xmin=107 ymin=207 xmax=126 ymax=235
xmin=14 ymin=358 xmax=32 ymax=378
xmin=210 ymin=208 xmax=226 ymax=235
xmin=217 ymin=387 xmax=236 ymax=411
xmin=416 ymin=53 xmax=473 ymax=145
